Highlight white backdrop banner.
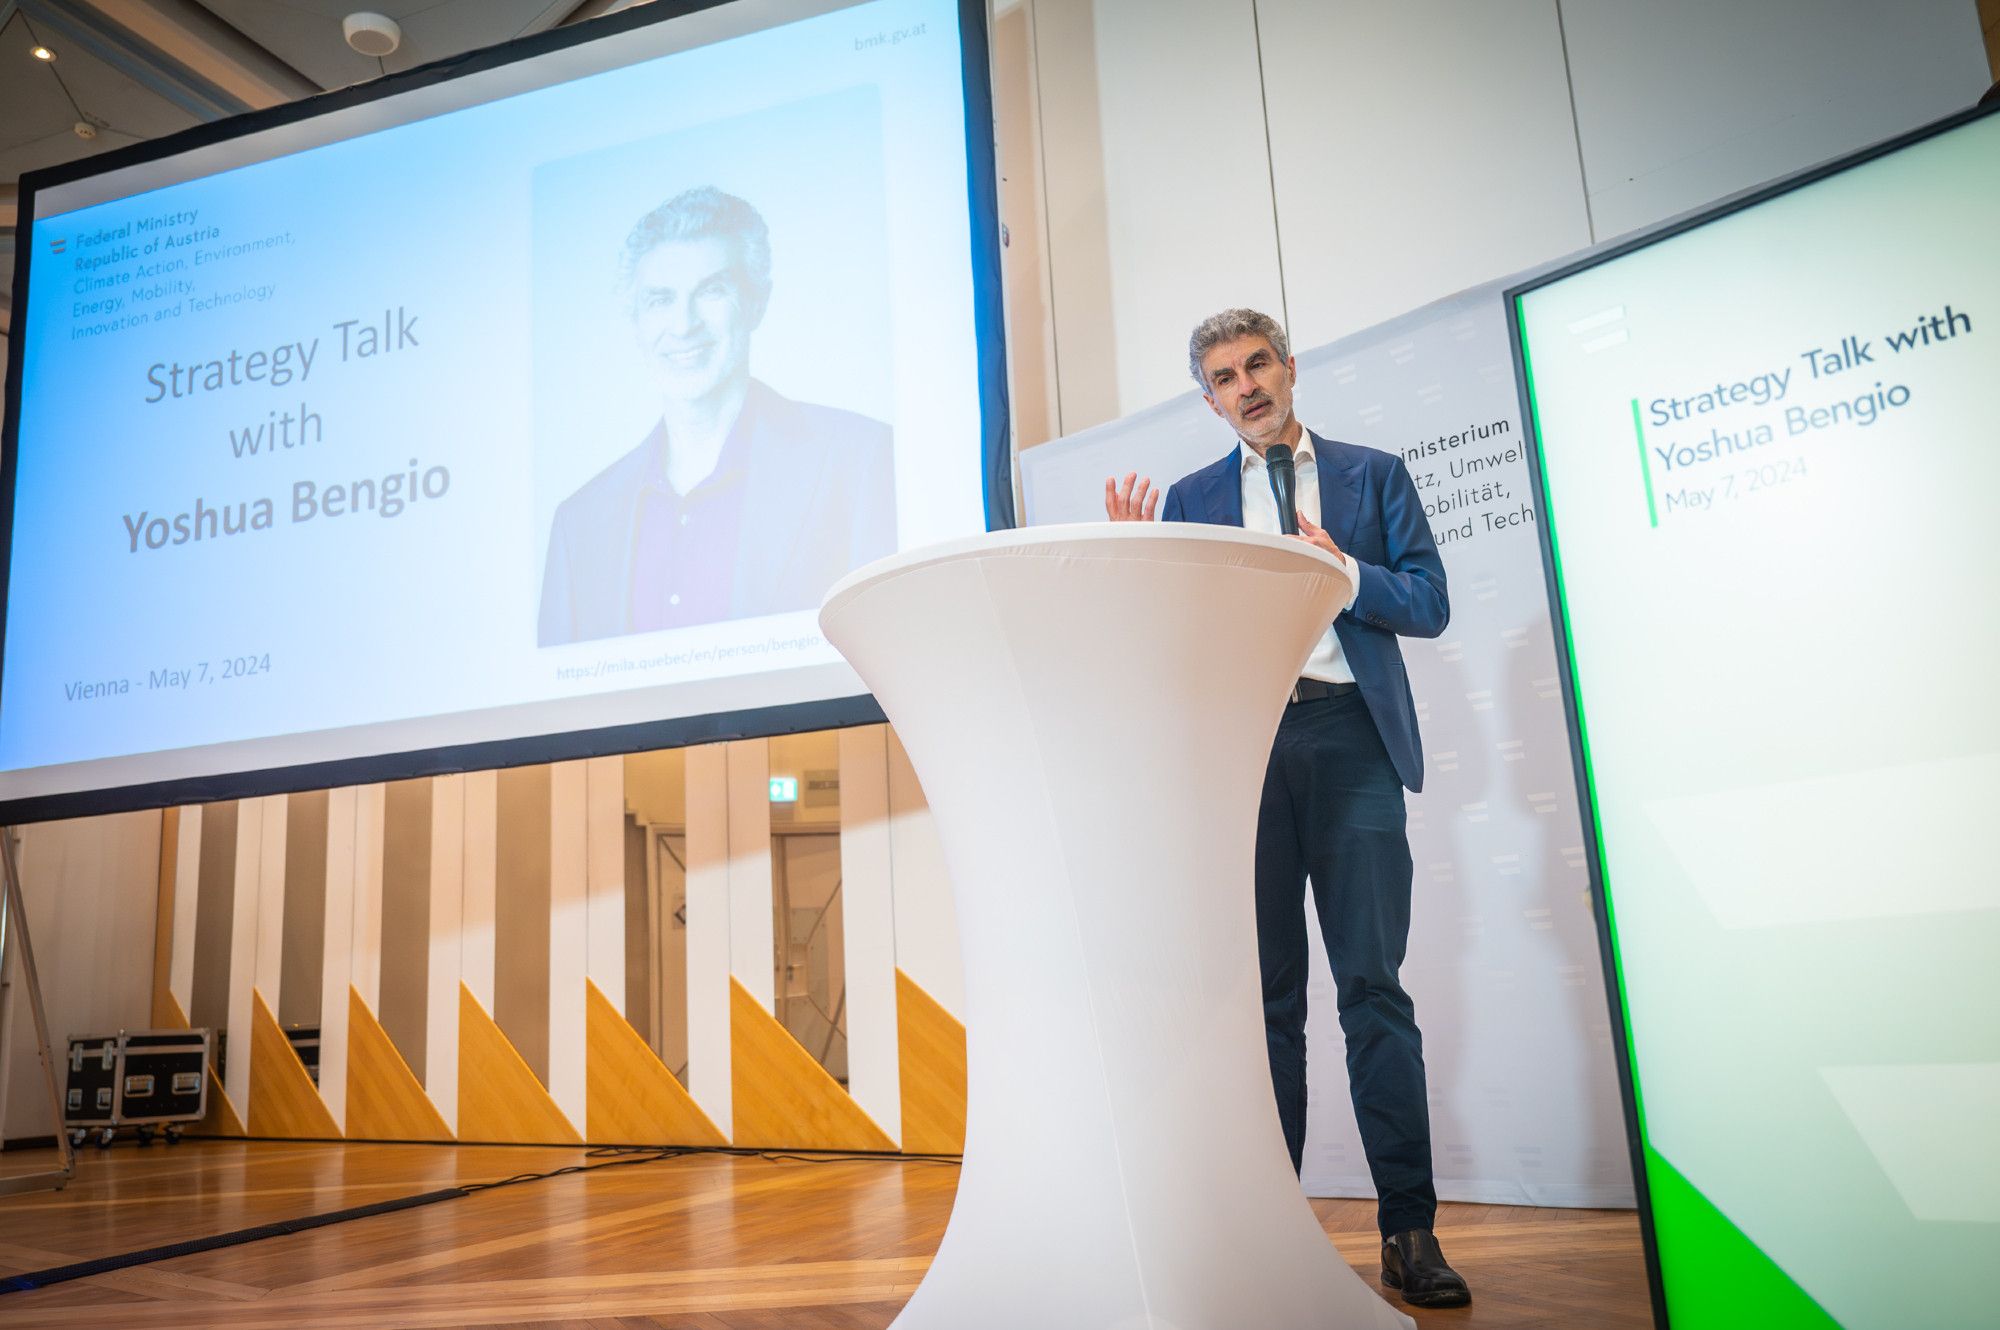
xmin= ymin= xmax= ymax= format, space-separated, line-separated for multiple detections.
xmin=1018 ymin=282 xmax=1636 ymax=1209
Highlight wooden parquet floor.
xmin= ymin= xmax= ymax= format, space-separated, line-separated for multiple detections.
xmin=0 ymin=1142 xmax=1652 ymax=1328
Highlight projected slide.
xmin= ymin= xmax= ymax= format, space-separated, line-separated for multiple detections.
xmin=1517 ymin=109 xmax=1999 ymax=1330
xmin=2 ymin=0 xmax=993 ymax=806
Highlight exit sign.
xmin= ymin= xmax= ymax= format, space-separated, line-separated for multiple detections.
xmin=768 ymin=776 xmax=799 ymax=803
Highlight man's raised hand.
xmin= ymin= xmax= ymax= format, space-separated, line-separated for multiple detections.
xmin=1104 ymin=472 xmax=1159 ymax=522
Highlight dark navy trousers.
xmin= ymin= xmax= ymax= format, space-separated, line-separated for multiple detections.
xmin=1255 ymin=686 xmax=1436 ymax=1238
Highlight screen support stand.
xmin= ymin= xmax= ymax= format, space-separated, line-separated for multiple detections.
xmin=0 ymin=827 xmax=75 ymax=1194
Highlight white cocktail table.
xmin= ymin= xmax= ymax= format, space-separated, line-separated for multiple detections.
xmin=821 ymin=523 xmax=1413 ymax=1330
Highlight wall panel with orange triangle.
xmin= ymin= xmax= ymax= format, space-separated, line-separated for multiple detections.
xmin=458 ymin=984 xmax=581 ymax=1144
xmin=150 ymin=747 xmax=973 ymax=1157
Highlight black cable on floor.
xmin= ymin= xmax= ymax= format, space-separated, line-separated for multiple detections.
xmin=0 ymin=1186 xmax=469 ymax=1294
xmin=0 ymin=1142 xmax=959 ymax=1296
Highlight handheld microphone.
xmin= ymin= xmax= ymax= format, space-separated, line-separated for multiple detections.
xmin=1265 ymin=443 xmax=1299 ymax=536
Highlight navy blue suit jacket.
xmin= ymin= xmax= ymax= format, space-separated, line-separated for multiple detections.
xmin=1160 ymin=432 xmax=1448 ymax=792
xmin=538 ymin=379 xmax=896 ymax=646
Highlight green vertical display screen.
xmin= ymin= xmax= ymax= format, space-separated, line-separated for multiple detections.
xmin=1514 ymin=108 xmax=1999 ymax=1330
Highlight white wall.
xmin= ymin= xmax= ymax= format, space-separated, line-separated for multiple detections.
xmin=1031 ymin=0 xmax=1287 ymax=428
xmin=1561 ymin=0 xmax=1988 ymax=241
xmin=1018 ymin=0 xmax=1989 ymax=434
xmin=0 ymin=814 xmax=162 ymax=1141
xmin=1257 ymin=0 xmax=1591 ymax=349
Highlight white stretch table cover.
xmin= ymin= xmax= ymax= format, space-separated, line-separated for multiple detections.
xmin=821 ymin=524 xmax=1415 ymax=1330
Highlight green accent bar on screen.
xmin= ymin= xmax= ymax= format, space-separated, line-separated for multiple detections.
xmin=1646 ymin=1146 xmax=1844 ymax=1328
xmin=1630 ymin=398 xmax=1659 ymax=529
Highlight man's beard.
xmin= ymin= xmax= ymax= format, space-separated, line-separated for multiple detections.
xmin=1237 ymin=395 xmax=1290 ymax=445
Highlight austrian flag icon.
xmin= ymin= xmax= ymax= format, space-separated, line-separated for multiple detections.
xmin=49 ymin=237 xmax=67 ymax=254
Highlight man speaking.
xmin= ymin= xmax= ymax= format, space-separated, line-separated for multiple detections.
xmin=1104 ymin=308 xmax=1468 ymax=1309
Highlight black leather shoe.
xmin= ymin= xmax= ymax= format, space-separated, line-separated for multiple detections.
xmin=1381 ymin=1228 xmax=1472 ymax=1308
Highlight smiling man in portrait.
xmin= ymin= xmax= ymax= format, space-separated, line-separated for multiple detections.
xmin=537 ymin=186 xmax=896 ymax=647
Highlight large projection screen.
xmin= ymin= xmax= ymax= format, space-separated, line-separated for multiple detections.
xmin=0 ymin=0 xmax=1007 ymax=822
xmin=1512 ymin=105 xmax=1998 ymax=1330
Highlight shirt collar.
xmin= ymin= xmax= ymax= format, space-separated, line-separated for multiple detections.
xmin=644 ymin=383 xmax=759 ymax=491
xmin=1239 ymin=430 xmax=1314 ymax=471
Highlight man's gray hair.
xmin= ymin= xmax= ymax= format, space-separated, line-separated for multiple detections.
xmin=1187 ymin=307 xmax=1290 ymax=389
xmin=620 ymin=186 xmax=772 ymax=314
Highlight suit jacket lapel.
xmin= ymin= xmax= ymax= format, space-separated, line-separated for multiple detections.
xmin=1202 ymin=446 xmax=1244 ymax=526
xmin=1312 ymin=431 xmax=1364 ymax=548
xmin=735 ymin=383 xmax=829 ymax=606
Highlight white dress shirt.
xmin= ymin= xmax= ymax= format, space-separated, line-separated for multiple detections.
xmin=1239 ymin=435 xmax=1363 ymax=684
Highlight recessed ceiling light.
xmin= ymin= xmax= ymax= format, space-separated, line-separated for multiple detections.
xmin=31 ymin=45 xmax=56 ymax=61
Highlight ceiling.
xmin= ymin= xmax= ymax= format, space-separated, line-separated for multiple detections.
xmin=0 ymin=0 xmax=648 ymax=338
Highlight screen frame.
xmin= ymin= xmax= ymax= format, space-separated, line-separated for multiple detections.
xmin=1504 ymin=99 xmax=2000 ymax=1329
xmin=0 ymin=0 xmax=1011 ymax=825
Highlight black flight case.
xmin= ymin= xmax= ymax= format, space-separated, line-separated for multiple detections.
xmin=62 ymin=1028 xmax=211 ymax=1147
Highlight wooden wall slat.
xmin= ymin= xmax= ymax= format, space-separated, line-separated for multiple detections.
xmin=151 ymin=808 xmax=179 ymax=1028
xmin=837 ymin=726 xmax=902 ymax=1143
xmin=223 ymin=800 xmax=264 ymax=1114
xmin=168 ymin=804 xmax=203 ymax=1022
xmin=683 ymin=743 xmax=734 ymax=1133
xmin=318 ymin=787 xmax=359 ymax=1135
xmin=425 ymin=775 xmax=466 ymax=1135
xmin=547 ymin=762 xmax=590 ymax=1133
